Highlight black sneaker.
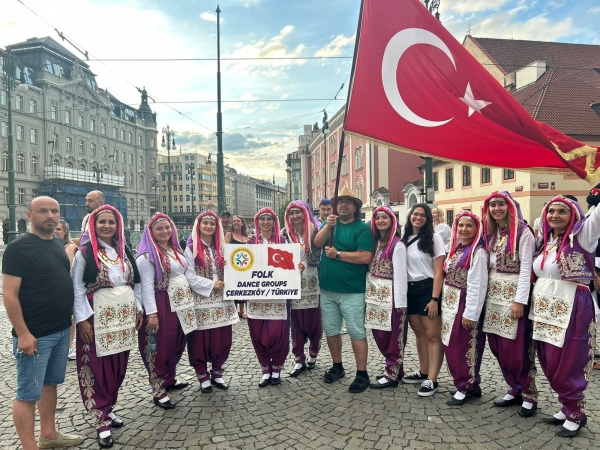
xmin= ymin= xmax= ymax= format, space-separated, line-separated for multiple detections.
xmin=418 ymin=379 xmax=439 ymax=397
xmin=402 ymin=370 xmax=428 ymax=384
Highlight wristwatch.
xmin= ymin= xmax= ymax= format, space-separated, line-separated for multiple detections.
xmin=431 ymin=297 xmax=440 ymax=303
xmin=335 ymin=251 xmax=341 ymax=260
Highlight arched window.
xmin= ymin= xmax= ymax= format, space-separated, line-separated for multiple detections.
xmin=31 ymin=156 xmax=38 ymax=175
xmin=341 ymin=155 xmax=348 ymax=176
xmin=140 ymin=174 xmax=144 ymax=186
xmin=2 ymin=152 xmax=8 ymax=171
xmin=316 ymin=171 xmax=320 ymax=187
xmin=356 ymin=176 xmax=364 ymax=203
xmin=355 ymin=146 xmax=363 ymax=170
xmin=330 ymin=136 xmax=336 ymax=154
xmin=331 ymin=161 xmax=337 ymax=180
xmin=342 ymin=180 xmax=348 ymax=188
xmin=79 ymin=163 xmax=86 ymax=171
xmin=52 ymin=159 xmax=59 ymax=167
xmin=129 ymin=173 xmax=134 ymax=188
xmin=66 ymin=161 xmax=73 ymax=169
xmin=17 ymin=154 xmax=25 ymax=173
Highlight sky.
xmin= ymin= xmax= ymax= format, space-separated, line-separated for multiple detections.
xmin=2 ymin=0 xmax=600 ymax=185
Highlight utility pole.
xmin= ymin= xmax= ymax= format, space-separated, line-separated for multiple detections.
xmin=161 ymin=126 xmax=176 ymax=216
xmin=216 ymin=5 xmax=226 ymax=213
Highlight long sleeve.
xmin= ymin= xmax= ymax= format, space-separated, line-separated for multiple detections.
xmin=392 ymin=243 xmax=408 ymax=308
xmin=515 ymin=227 xmax=534 ymax=305
xmin=183 ymin=248 xmax=215 ymax=297
xmin=72 ymin=252 xmax=93 ymax=323
xmin=134 ymin=283 xmax=143 ymax=313
xmin=136 ymin=256 xmax=158 ymax=315
xmin=577 ymin=204 xmax=600 ymax=252
xmin=463 ymin=247 xmax=489 ymax=322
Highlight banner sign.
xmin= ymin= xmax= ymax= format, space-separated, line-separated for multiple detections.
xmin=223 ymin=244 xmax=301 ymax=300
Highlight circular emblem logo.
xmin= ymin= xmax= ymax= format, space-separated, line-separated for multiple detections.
xmin=230 ymin=247 xmax=254 ymax=272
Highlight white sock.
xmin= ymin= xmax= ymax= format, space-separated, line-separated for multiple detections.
xmin=293 ymin=363 xmax=303 ymax=370
xmin=308 ymin=357 xmax=316 ymax=363
xmin=563 ymin=419 xmax=580 ymax=431
xmin=98 ymin=431 xmax=111 ymax=439
xmin=108 ymin=412 xmax=116 ymax=420
xmin=271 ymin=372 xmax=280 ymax=379
xmin=554 ymin=411 xmax=567 ymax=420
xmin=521 ymin=401 xmax=534 ymax=410
xmin=262 ymin=374 xmax=271 ymax=380
xmin=503 ymin=394 xmax=515 ymax=401
xmin=378 ymin=377 xmax=389 ymax=384
xmin=158 ymin=396 xmax=170 ymax=403
xmin=214 ymin=377 xmax=224 ymax=384
xmin=201 ymin=380 xmax=211 ymax=388
xmin=454 ymin=391 xmax=466 ymax=400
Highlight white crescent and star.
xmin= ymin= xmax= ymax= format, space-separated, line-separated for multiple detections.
xmin=381 ymin=28 xmax=491 ymax=128
xmin=272 ymin=253 xmax=283 ymax=263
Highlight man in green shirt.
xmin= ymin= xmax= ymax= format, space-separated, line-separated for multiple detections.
xmin=314 ymin=186 xmax=373 ymax=393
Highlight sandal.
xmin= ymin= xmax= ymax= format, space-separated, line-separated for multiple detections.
xmin=323 ymin=366 xmax=345 ymax=383
xmin=349 ymin=376 xmax=370 ymax=393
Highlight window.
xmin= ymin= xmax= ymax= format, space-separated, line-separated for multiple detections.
xmin=16 ymin=125 xmax=24 ymax=141
xmin=481 ymin=168 xmax=491 ymax=184
xmin=138 ymin=156 xmax=143 ymax=167
xmin=121 ymin=152 xmax=126 ymax=164
xmin=79 ymin=163 xmax=86 ymax=171
xmin=120 ymin=130 xmax=125 ymax=141
xmin=356 ymin=176 xmax=364 ymax=201
xmin=173 ymin=195 xmax=177 ymax=202
xmin=150 ymin=138 xmax=155 ymax=148
xmin=355 ymin=146 xmax=363 ymax=169
xmin=446 ymin=210 xmax=454 ymax=225
xmin=1 ymin=152 xmax=7 ymax=171
xmin=17 ymin=154 xmax=24 ymax=173
xmin=15 ymin=95 xmax=23 ymax=110
xmin=30 ymin=128 xmax=37 ymax=144
xmin=78 ymin=140 xmax=85 ymax=154
xmin=432 ymin=171 xmax=439 ymax=191
xmin=101 ymin=122 xmax=106 ymax=135
xmin=140 ymin=199 xmax=144 ymax=210
xmin=179 ymin=195 xmax=183 ymax=202
xmin=0 ymin=90 xmax=6 ymax=106
xmin=65 ymin=110 xmax=71 ymax=124
xmin=128 ymin=132 xmax=132 ymax=143
xmin=2 ymin=121 xmax=8 ymax=137
xmin=90 ymin=118 xmax=96 ymax=132
xmin=331 ymin=162 xmax=337 ymax=180
xmin=445 ymin=168 xmax=453 ymax=189
xmin=31 ymin=156 xmax=38 ymax=175
xmin=330 ymin=136 xmax=336 ymax=154
xmin=162 ymin=196 xmax=167 ymax=202
xmin=503 ymin=169 xmax=515 ymax=180
xmin=91 ymin=143 xmax=97 ymax=157
xmin=32 ymin=189 xmax=39 ymax=198
xmin=51 ymin=105 xmax=57 ymax=120
xmin=179 ymin=206 xmax=183 ymax=213
xmin=138 ymin=135 xmax=142 ymax=146
xmin=462 ymin=166 xmax=471 ymax=187
xmin=163 ymin=207 xmax=166 ymax=213
xmin=66 ymin=161 xmax=73 ymax=169
xmin=341 ymin=155 xmax=348 ymax=176
xmin=102 ymin=146 xmax=107 ymax=158
xmin=112 ymin=127 xmax=117 ymax=138
xmin=186 ymin=195 xmax=190 ymax=201
xmin=78 ymin=115 xmax=83 ymax=128
xmin=18 ymin=188 xmax=25 ymax=205
xmin=129 ymin=173 xmax=133 ymax=188
xmin=29 ymin=99 xmax=36 ymax=114
xmin=128 ymin=153 xmax=133 ymax=165
xmin=66 ymin=137 xmax=73 ymax=152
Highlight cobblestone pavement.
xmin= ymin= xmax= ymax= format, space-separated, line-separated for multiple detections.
xmin=0 ymin=313 xmax=598 ymax=449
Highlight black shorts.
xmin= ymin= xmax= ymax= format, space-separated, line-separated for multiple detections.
xmin=407 ymin=278 xmax=441 ymax=316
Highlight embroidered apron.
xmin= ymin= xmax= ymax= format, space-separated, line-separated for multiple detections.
xmin=292 ymin=265 xmax=320 ymax=310
xmin=482 ymin=270 xmax=520 ymax=339
xmin=167 ymin=274 xmax=197 ymax=334
xmin=528 ymin=278 xmax=577 ymax=348
xmin=247 ymin=299 xmax=288 ymax=320
xmin=441 ymin=285 xmax=461 ymax=346
xmin=364 ymin=273 xmax=394 ymax=331
xmin=94 ymin=285 xmax=137 ymax=357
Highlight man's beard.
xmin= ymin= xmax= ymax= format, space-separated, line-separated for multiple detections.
xmin=37 ymin=222 xmax=57 ymax=234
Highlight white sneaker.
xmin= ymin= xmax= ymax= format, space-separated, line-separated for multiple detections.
xmin=68 ymin=348 xmax=76 ymax=360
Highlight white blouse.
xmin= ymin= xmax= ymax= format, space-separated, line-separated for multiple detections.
xmin=391 ymin=243 xmax=408 ymax=308
xmin=72 ymin=240 xmax=142 ymax=324
xmin=406 ymin=233 xmax=445 ymax=281
xmin=489 ymin=227 xmax=534 ymax=305
xmin=434 ymin=223 xmax=452 ymax=253
xmin=137 ymin=248 xmax=214 ymax=315
xmin=463 ymin=247 xmax=489 ymax=322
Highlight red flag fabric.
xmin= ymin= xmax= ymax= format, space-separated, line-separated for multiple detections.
xmin=343 ymin=0 xmax=600 ymax=183
xmin=267 ymin=247 xmax=295 ymax=270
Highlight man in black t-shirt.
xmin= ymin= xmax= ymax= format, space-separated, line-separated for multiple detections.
xmin=3 ymin=196 xmax=83 ymax=449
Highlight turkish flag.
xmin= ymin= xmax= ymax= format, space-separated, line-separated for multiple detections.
xmin=268 ymin=247 xmax=295 ymax=270
xmin=343 ymin=0 xmax=600 ymax=182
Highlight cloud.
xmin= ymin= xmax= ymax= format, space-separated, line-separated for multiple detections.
xmin=468 ymin=13 xmax=574 ymax=41
xmin=199 ymin=12 xmax=217 ymax=22
xmin=314 ymin=34 xmax=355 ymax=57
xmin=443 ymin=0 xmax=510 ymax=14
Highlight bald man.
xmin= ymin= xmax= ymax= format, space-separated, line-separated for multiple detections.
xmin=73 ymin=190 xmax=105 ymax=245
xmin=3 ymin=196 xmax=83 ymax=449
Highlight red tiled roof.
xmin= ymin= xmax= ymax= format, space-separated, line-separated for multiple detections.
xmin=466 ymin=36 xmax=600 ymax=136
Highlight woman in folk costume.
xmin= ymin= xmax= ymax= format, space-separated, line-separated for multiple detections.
xmin=72 ymin=205 xmax=143 ymax=449
xmin=532 ymin=196 xmax=600 ymax=437
xmin=185 ymin=210 xmax=237 ymax=393
xmin=482 ymin=191 xmax=538 ymax=417
xmin=281 ymin=200 xmax=322 ymax=377
xmin=442 ymin=210 xmax=488 ymax=406
xmin=136 ymin=213 xmax=216 ymax=409
xmin=248 ymin=207 xmax=290 ymax=387
xmin=365 ymin=206 xmax=408 ymax=389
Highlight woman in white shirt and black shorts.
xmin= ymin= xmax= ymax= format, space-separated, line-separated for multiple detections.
xmin=401 ymin=203 xmax=446 ymax=397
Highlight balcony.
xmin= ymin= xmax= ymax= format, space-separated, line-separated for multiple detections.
xmin=44 ymin=166 xmax=124 ymax=187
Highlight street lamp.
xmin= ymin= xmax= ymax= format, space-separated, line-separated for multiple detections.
xmin=161 ymin=125 xmax=176 ymax=216
xmin=150 ymin=177 xmax=159 ymax=214
xmin=1 ymin=48 xmax=29 ymax=243
xmin=321 ymin=111 xmax=330 ymax=198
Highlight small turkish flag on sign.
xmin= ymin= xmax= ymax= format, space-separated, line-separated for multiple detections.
xmin=268 ymin=247 xmax=295 ymax=270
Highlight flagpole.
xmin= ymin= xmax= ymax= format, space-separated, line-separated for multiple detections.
xmin=329 ymin=0 xmax=366 ymax=246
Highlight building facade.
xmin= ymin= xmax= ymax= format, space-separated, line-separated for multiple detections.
xmin=0 ymin=37 xmax=158 ymax=236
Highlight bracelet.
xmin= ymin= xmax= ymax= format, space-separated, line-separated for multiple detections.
xmin=431 ymin=297 xmax=440 ymax=303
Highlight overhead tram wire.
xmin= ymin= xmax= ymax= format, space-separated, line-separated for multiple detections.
xmin=89 ymin=56 xmax=354 ymax=62
xmin=16 ymin=0 xmax=214 ymax=133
